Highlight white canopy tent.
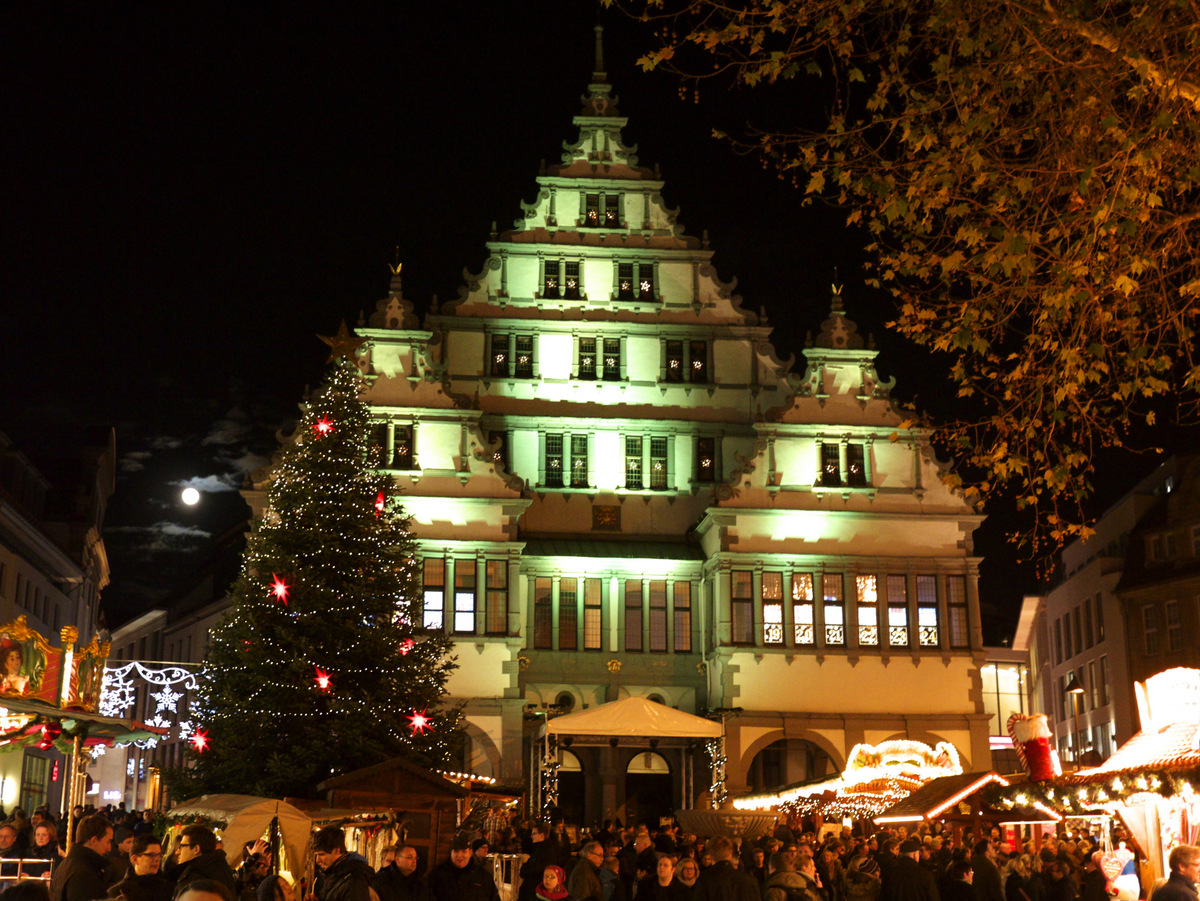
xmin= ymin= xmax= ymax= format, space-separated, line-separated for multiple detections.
xmin=537 ymin=697 xmax=725 ymax=815
xmin=168 ymin=794 xmax=313 ymax=874
xmin=545 ymin=697 xmax=723 ymax=739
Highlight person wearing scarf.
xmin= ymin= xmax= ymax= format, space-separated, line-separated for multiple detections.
xmin=537 ymin=865 xmax=570 ymax=901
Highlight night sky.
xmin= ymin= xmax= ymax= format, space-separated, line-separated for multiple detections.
xmin=5 ymin=1 xmax=1132 ymax=637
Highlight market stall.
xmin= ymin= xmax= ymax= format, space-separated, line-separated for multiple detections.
xmin=989 ymin=667 xmax=1200 ymax=885
xmin=874 ymin=771 xmax=1060 ymax=842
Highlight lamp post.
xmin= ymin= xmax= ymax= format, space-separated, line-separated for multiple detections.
xmin=1065 ymin=674 xmax=1085 ymax=766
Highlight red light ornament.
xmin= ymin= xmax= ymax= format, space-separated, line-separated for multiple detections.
xmin=375 ymin=492 xmax=386 ymax=519
xmin=399 ymin=638 xmax=415 ymax=656
xmin=408 ymin=709 xmax=432 ymax=735
xmin=311 ymin=416 xmax=335 ymax=437
xmin=314 ymin=668 xmax=332 ymax=692
xmin=270 ymin=574 xmax=290 ymax=605
xmin=190 ymin=730 xmax=210 ymax=752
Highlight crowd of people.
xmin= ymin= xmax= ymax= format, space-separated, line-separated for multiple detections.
xmin=2 ymin=805 xmax=1199 ymax=901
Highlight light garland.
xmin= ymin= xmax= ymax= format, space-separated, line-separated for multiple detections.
xmin=100 ymin=661 xmax=200 ymax=749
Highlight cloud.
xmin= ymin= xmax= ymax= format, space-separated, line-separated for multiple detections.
xmin=119 ymin=450 xmax=153 ymax=473
xmin=171 ymin=473 xmax=241 ymax=493
xmin=151 ymin=436 xmax=184 ymax=451
xmin=106 ymin=521 xmax=212 ymax=556
xmin=203 ymin=408 xmax=252 ymax=447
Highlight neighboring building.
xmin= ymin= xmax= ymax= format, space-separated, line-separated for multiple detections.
xmin=0 ymin=428 xmax=115 ymax=814
xmin=239 ymin=36 xmax=991 ymax=824
xmin=980 ymin=595 xmax=1040 ymax=773
xmin=1030 ymin=458 xmax=1182 ymax=767
xmin=90 ymin=523 xmax=241 ymax=809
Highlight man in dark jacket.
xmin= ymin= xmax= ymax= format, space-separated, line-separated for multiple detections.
xmin=371 ymin=845 xmax=431 ymax=901
xmin=888 ymin=839 xmax=939 ymax=901
xmin=970 ymin=842 xmax=1004 ymax=901
xmin=166 ymin=825 xmax=238 ymax=897
xmin=941 ymin=861 xmax=976 ymax=901
xmin=429 ymin=836 xmax=499 ymax=901
xmin=110 ymin=835 xmax=175 ymax=901
xmin=52 ymin=814 xmax=114 ymax=901
xmin=1153 ymin=845 xmax=1200 ymax=901
xmin=518 ymin=822 xmax=568 ymax=901
xmin=567 ymin=843 xmax=604 ymax=901
xmin=695 ymin=835 xmax=758 ymax=901
xmin=313 ymin=826 xmax=374 ymax=901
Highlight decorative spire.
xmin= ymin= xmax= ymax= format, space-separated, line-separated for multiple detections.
xmin=592 ymin=24 xmax=606 ymax=84
xmin=813 ymin=282 xmax=865 ymax=349
xmin=389 ymin=249 xmax=404 ymax=296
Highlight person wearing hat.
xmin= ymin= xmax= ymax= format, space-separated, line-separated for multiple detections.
xmin=106 ymin=825 xmax=137 ymax=884
xmin=885 ymin=839 xmax=939 ymax=901
xmin=846 ymin=856 xmax=882 ymax=901
xmin=429 ymin=835 xmax=498 ymax=901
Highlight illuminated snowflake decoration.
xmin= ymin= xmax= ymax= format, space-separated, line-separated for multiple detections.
xmin=99 ymin=669 xmax=137 ymax=718
xmin=151 ymin=686 xmax=183 ymax=713
xmin=178 ymin=721 xmax=193 ymax=741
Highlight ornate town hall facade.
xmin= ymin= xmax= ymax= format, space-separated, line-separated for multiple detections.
xmin=330 ymin=38 xmax=988 ymax=823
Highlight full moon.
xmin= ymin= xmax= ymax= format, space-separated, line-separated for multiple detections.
xmin=181 ymin=487 xmax=200 ymax=506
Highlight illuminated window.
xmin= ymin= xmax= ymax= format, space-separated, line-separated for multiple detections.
xmin=695 ymin=436 xmax=716 ymax=482
xmin=887 ymin=575 xmax=908 ymax=647
xmin=625 ymin=580 xmax=643 ymax=651
xmin=515 ymin=335 xmax=534 ymax=378
xmin=856 ymin=575 xmax=878 ymax=646
xmin=564 ymin=262 xmax=582 ymax=300
xmin=763 ymin=572 xmax=784 ymax=645
xmin=422 ymin=558 xmax=445 ymax=630
xmin=916 ymin=575 xmax=938 ymax=646
xmin=545 ymin=434 xmax=564 ymax=488
xmin=454 ymin=559 xmax=476 ymax=634
xmin=649 ymin=581 xmax=668 ymax=652
xmin=617 ymin=262 xmax=655 ymax=301
xmin=1167 ymin=600 xmax=1182 ymax=652
xmin=485 ymin=561 xmax=508 ymax=635
xmin=732 ymin=571 xmax=753 ymax=644
xmin=674 ymin=582 xmax=692 ymax=652
xmin=578 ymin=338 xmax=597 ymax=379
xmin=491 ymin=333 xmax=510 ymax=377
xmin=603 ymin=338 xmax=622 ymax=381
xmin=534 ymin=577 xmax=553 ymax=648
xmin=584 ymin=578 xmax=603 ymax=650
xmin=560 ymin=579 xmax=577 ymax=650
xmin=650 ymin=437 xmax=669 ymax=490
xmin=823 ymin=575 xmax=844 ymax=645
xmin=583 ymin=193 xmax=620 ymax=228
xmin=570 ymin=435 xmax=589 ymax=488
xmin=947 ymin=575 xmax=968 ymax=648
xmin=846 ymin=444 xmax=868 ymax=487
xmin=820 ymin=443 xmax=841 ymax=486
xmin=625 ymin=436 xmax=643 ymax=490
xmin=793 ymin=574 xmax=814 ymax=645
xmin=666 ymin=341 xmax=684 ymax=382
xmin=543 ymin=261 xmax=561 ymax=299
xmin=392 ymin=425 xmax=413 ymax=470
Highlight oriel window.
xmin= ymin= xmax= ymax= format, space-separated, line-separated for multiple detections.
xmin=625 ymin=436 xmax=643 ymax=490
xmin=732 ymin=571 xmax=753 ymax=645
xmin=847 ymin=444 xmax=867 ymax=486
xmin=454 ymin=560 xmax=476 ymax=634
xmin=823 ymin=575 xmax=845 ymax=646
xmin=856 ymin=575 xmax=879 ymax=646
xmin=422 ymin=558 xmax=445 ymax=631
xmin=485 ymin=561 xmax=508 ymax=635
xmin=394 ymin=425 xmax=413 ymax=470
xmin=887 ymin=575 xmax=909 ymax=647
xmin=603 ymin=338 xmax=621 ymax=381
xmin=821 ymin=443 xmax=842 ymax=486
xmin=545 ymin=434 xmax=564 ymax=488
xmin=618 ymin=263 xmax=634 ymax=300
xmin=763 ymin=572 xmax=784 ymax=645
xmin=570 ymin=435 xmax=589 ymax=488
xmin=917 ymin=575 xmax=939 ymax=646
xmin=515 ymin=335 xmax=534 ymax=378
xmin=579 ymin=338 xmax=597 ymax=379
xmin=793 ymin=574 xmax=815 ymax=645
xmin=689 ymin=340 xmax=708 ymax=382
xmin=543 ymin=261 xmax=561 ymax=299
xmin=491 ymin=334 xmax=510 ymax=377
xmin=649 ymin=437 xmax=669 ymax=489
xmin=585 ymin=194 xmax=600 ymax=227
xmin=666 ymin=340 xmax=685 ymax=382
xmin=564 ymin=262 xmax=581 ymax=300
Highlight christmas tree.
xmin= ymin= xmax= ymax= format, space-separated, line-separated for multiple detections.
xmin=166 ymin=357 xmax=461 ymax=799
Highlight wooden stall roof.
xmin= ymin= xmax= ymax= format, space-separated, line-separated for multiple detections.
xmin=316 ymin=756 xmax=469 ymax=799
xmin=875 ymin=772 xmax=1059 ymax=825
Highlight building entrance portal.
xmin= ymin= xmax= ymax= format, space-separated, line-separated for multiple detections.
xmin=625 ymin=751 xmax=672 ymax=828
xmin=557 ymin=749 xmax=584 ymax=825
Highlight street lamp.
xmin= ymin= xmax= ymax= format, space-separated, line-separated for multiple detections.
xmin=1065 ymin=674 xmax=1085 ymax=765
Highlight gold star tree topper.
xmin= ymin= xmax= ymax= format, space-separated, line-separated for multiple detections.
xmin=318 ymin=321 xmax=366 ymax=363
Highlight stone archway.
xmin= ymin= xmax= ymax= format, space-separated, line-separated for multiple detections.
xmin=557 ymin=749 xmax=585 ymax=825
xmin=625 ymin=750 xmax=672 ymax=828
xmin=745 ymin=738 xmax=836 ymax=793
xmin=461 ymin=720 xmax=501 ymax=779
